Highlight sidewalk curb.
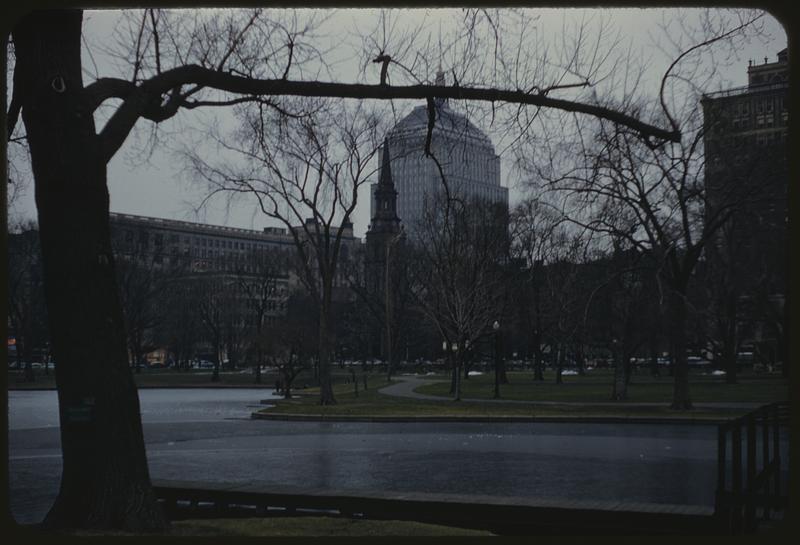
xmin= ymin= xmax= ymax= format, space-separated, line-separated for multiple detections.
xmin=250 ymin=412 xmax=729 ymax=425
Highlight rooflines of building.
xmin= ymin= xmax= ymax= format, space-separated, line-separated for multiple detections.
xmin=109 ymin=212 xmax=356 ymax=242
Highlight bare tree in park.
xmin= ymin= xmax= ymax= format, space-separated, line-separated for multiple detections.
xmin=510 ymin=198 xmax=576 ymax=382
xmin=519 ymin=10 xmax=770 ymax=409
xmin=193 ymin=275 xmax=229 ymax=382
xmin=262 ymin=294 xmax=315 ymax=399
xmin=7 ymin=221 xmax=48 ymax=382
xmin=409 ymin=195 xmax=508 ymax=401
xmin=234 ymin=253 xmax=285 ymax=384
xmin=6 ymin=7 xmax=684 ymax=530
xmin=113 ymin=233 xmax=179 ymax=374
xmin=186 ymin=99 xmax=384 ymax=404
xmin=160 ymin=276 xmax=199 ymax=371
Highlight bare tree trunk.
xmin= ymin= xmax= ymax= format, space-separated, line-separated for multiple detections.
xmin=254 ymin=345 xmax=263 ymax=384
xmin=498 ymin=331 xmax=509 ymax=384
xmin=24 ymin=361 xmax=35 ymax=382
xmin=780 ymin=293 xmax=788 ymax=378
xmin=723 ymin=292 xmax=739 ymax=384
xmin=13 ymin=10 xmax=166 ymax=531
xmin=648 ymin=331 xmax=660 ymax=377
xmin=318 ymin=303 xmax=336 ymax=405
xmin=669 ymin=289 xmax=692 ymax=410
xmin=612 ymin=345 xmax=629 ymax=401
xmin=211 ymin=339 xmax=221 ymax=382
xmin=282 ymin=369 xmax=292 ymax=399
xmin=533 ymin=349 xmax=544 ymax=381
xmin=555 ymin=345 xmax=564 ymax=384
xmin=454 ymin=358 xmax=462 ymax=401
xmin=624 ymin=347 xmax=634 ymax=386
xmin=350 ymin=368 xmax=359 ymax=397
xmin=20 ymin=337 xmax=35 ymax=382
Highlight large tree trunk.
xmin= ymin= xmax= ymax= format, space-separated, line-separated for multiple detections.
xmin=449 ymin=357 xmax=457 ymax=394
xmin=533 ymin=349 xmax=544 ymax=381
xmin=318 ymin=301 xmax=336 ymax=405
xmin=669 ymin=288 xmax=692 ymax=410
xmin=648 ymin=330 xmax=660 ymax=377
xmin=254 ymin=346 xmax=262 ymax=384
xmin=211 ymin=340 xmax=220 ymax=382
xmin=576 ymin=346 xmax=585 ymax=376
xmin=453 ymin=357 xmax=462 ymax=401
xmin=20 ymin=335 xmax=35 ymax=382
xmin=496 ymin=329 xmax=508 ymax=384
xmin=780 ymin=292 xmax=788 ymax=379
xmin=554 ymin=345 xmax=564 ymax=385
xmin=611 ymin=345 xmax=629 ymax=401
xmin=13 ymin=10 xmax=167 ymax=531
xmin=722 ymin=291 xmax=739 ymax=384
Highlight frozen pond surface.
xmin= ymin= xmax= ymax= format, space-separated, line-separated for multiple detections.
xmin=8 ymin=389 xmax=789 ymax=525
xmin=8 ymin=388 xmax=275 ymax=430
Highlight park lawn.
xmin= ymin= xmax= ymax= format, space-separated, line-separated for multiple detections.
xmin=7 ymin=367 xmax=361 ymax=390
xmin=414 ymin=371 xmax=789 ymax=404
xmin=259 ymin=379 xmax=751 ymax=420
xmin=51 ymin=516 xmax=492 ymax=536
xmin=171 ymin=516 xmax=493 ymax=536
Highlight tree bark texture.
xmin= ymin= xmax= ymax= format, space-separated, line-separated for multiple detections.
xmin=13 ymin=11 xmax=166 ymax=531
xmin=611 ymin=346 xmax=628 ymax=401
xmin=318 ymin=303 xmax=336 ymax=405
xmin=669 ymin=289 xmax=693 ymax=410
xmin=722 ymin=290 xmax=739 ymax=384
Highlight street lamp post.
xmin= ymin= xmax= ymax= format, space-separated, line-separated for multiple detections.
xmin=493 ymin=320 xmax=501 ymax=399
xmin=452 ymin=341 xmax=460 ymax=401
xmin=385 ymin=231 xmax=403 ymax=381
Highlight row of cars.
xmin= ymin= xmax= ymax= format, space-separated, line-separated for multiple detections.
xmin=8 ymin=361 xmax=55 ymax=370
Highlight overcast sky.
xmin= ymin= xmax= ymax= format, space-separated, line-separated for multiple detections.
xmin=7 ymin=8 xmax=788 ymax=238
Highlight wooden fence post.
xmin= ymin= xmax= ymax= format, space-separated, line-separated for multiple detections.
xmin=716 ymin=424 xmax=728 ymax=531
xmin=745 ymin=416 xmax=757 ymax=532
xmin=731 ymin=424 xmax=742 ymax=533
xmin=762 ymin=408 xmax=771 ymax=521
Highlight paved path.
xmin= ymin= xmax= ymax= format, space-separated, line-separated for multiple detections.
xmin=378 ymin=375 xmax=763 ymax=410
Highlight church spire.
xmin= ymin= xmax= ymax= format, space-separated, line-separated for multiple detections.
xmin=370 ymin=139 xmax=399 ymax=226
xmin=378 ymin=138 xmax=393 ymax=189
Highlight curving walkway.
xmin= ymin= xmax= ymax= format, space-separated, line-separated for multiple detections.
xmin=378 ymin=375 xmax=762 ymax=410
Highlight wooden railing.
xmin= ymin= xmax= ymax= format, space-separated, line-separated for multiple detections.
xmin=715 ymin=402 xmax=789 ymax=533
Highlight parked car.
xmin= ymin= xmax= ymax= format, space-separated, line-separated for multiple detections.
xmin=687 ymin=356 xmax=711 ymax=367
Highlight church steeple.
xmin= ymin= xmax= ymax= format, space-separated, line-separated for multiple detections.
xmin=371 ymin=139 xmax=399 ymax=225
xmin=378 ymin=138 xmax=394 ymax=190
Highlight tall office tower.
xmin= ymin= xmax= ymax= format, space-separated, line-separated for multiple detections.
xmin=701 ymin=48 xmax=788 ymax=360
xmin=370 ymin=70 xmax=508 ymax=237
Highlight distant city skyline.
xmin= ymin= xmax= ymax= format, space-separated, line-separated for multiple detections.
xmin=7 ymin=8 xmax=787 ymax=238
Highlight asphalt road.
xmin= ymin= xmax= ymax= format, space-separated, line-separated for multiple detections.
xmin=8 ymin=389 xmax=789 ymax=525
